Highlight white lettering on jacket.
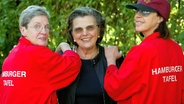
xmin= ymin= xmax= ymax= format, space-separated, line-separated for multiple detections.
xmin=3 ymin=80 xmax=14 ymax=86
xmin=162 ymin=75 xmax=177 ymax=82
xmin=152 ymin=66 xmax=182 ymax=83
xmin=1 ymin=71 xmax=27 ymax=86
xmin=152 ymin=66 xmax=182 ymax=75
xmin=2 ymin=71 xmax=26 ymax=77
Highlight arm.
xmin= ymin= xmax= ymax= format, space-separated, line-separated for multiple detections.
xmin=182 ymin=74 xmax=184 ymax=104
xmin=182 ymin=54 xmax=184 ymax=104
xmin=32 ymin=44 xmax=81 ymax=90
xmin=48 ymin=50 xmax=81 ymax=90
xmin=104 ymin=46 xmax=145 ymax=101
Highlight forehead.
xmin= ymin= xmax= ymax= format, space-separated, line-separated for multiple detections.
xmin=29 ymin=15 xmax=49 ymax=25
xmin=72 ymin=16 xmax=97 ymax=27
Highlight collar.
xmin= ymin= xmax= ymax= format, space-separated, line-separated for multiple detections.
xmin=141 ymin=32 xmax=160 ymax=43
xmin=18 ymin=36 xmax=33 ymax=45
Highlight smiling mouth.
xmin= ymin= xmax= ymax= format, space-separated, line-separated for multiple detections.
xmin=135 ymin=21 xmax=143 ymax=25
xmin=39 ymin=37 xmax=47 ymax=41
xmin=81 ymin=38 xmax=90 ymax=41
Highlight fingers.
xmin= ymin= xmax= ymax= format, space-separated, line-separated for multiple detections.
xmin=119 ymin=51 xmax=122 ymax=55
xmin=105 ymin=46 xmax=122 ymax=57
xmin=59 ymin=42 xmax=71 ymax=52
xmin=55 ymin=42 xmax=71 ymax=53
xmin=106 ymin=46 xmax=122 ymax=59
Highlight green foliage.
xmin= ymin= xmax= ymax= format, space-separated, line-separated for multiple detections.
xmin=170 ymin=0 xmax=184 ymax=49
xmin=0 ymin=0 xmax=184 ymax=71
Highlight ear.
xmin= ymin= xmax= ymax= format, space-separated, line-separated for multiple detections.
xmin=158 ymin=16 xmax=164 ymax=24
xmin=20 ymin=26 xmax=27 ymax=37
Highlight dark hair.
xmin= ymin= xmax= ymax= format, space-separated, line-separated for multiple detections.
xmin=154 ymin=12 xmax=170 ymax=39
xmin=67 ymin=7 xmax=106 ymax=46
xmin=154 ymin=20 xmax=170 ymax=39
xmin=140 ymin=12 xmax=170 ymax=39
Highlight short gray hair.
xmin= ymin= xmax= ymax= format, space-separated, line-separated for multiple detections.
xmin=19 ymin=5 xmax=50 ymax=28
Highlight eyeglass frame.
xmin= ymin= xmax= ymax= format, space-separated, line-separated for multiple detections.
xmin=28 ymin=23 xmax=51 ymax=33
xmin=72 ymin=24 xmax=99 ymax=34
xmin=135 ymin=9 xmax=156 ymax=16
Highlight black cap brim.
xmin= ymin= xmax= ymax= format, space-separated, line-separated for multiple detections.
xmin=126 ymin=4 xmax=156 ymax=12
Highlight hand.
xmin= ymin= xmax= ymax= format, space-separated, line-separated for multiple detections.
xmin=104 ymin=46 xmax=122 ymax=66
xmin=55 ymin=42 xmax=71 ymax=53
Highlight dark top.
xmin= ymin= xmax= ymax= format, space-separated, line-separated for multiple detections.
xmin=75 ymin=59 xmax=104 ymax=104
xmin=57 ymin=45 xmax=124 ymax=104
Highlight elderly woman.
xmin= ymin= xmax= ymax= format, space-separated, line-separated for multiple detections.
xmin=0 ymin=5 xmax=81 ymax=104
xmin=57 ymin=7 xmax=123 ymax=104
xmin=104 ymin=0 xmax=184 ymax=104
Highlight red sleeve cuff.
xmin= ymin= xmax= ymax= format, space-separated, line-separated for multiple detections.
xmin=106 ymin=64 xmax=118 ymax=74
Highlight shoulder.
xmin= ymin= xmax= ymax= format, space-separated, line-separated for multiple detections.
xmin=31 ymin=46 xmax=53 ymax=56
xmin=20 ymin=45 xmax=56 ymax=61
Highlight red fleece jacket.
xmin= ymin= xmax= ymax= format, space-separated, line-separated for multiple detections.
xmin=0 ymin=37 xmax=81 ymax=104
xmin=104 ymin=32 xmax=184 ymax=104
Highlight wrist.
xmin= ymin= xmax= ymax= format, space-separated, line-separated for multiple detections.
xmin=107 ymin=59 xmax=116 ymax=66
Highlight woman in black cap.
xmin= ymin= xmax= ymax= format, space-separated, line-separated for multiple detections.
xmin=104 ymin=0 xmax=184 ymax=104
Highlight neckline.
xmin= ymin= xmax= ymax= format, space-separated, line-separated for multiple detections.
xmin=81 ymin=46 xmax=102 ymax=66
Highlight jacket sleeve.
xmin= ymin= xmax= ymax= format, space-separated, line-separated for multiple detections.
xmin=182 ymin=72 xmax=184 ymax=104
xmin=49 ymin=50 xmax=81 ymax=90
xmin=0 ymin=76 xmax=2 ymax=100
xmin=182 ymin=54 xmax=184 ymax=104
xmin=32 ymin=47 xmax=81 ymax=90
xmin=104 ymin=46 xmax=150 ymax=101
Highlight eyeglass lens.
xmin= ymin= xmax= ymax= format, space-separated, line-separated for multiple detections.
xmin=136 ymin=10 xmax=152 ymax=16
xmin=73 ymin=25 xmax=98 ymax=34
xmin=30 ymin=23 xmax=50 ymax=33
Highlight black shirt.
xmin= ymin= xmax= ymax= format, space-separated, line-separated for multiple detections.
xmin=75 ymin=59 xmax=104 ymax=104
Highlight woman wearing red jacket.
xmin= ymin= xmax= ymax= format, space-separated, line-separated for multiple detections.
xmin=104 ymin=0 xmax=184 ymax=104
xmin=0 ymin=5 xmax=81 ymax=104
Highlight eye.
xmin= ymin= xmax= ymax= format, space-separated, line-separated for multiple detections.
xmin=74 ymin=27 xmax=83 ymax=33
xmin=86 ymin=25 xmax=95 ymax=31
xmin=45 ymin=25 xmax=51 ymax=30
xmin=34 ymin=24 xmax=42 ymax=30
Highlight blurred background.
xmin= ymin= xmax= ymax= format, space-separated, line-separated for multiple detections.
xmin=0 ymin=0 xmax=184 ymax=72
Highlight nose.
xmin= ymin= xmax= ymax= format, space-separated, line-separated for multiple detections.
xmin=82 ymin=29 xmax=88 ymax=35
xmin=134 ymin=11 xmax=142 ymax=19
xmin=135 ymin=11 xmax=143 ymax=17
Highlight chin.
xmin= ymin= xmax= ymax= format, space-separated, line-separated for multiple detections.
xmin=135 ymin=28 xmax=143 ymax=32
xmin=38 ymin=42 xmax=47 ymax=46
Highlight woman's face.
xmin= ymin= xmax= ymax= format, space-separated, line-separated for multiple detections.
xmin=134 ymin=10 xmax=163 ymax=37
xmin=20 ymin=15 xmax=50 ymax=46
xmin=72 ymin=16 xmax=100 ymax=50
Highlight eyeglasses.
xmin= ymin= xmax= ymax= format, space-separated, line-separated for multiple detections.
xmin=135 ymin=9 xmax=154 ymax=16
xmin=29 ymin=23 xmax=50 ymax=33
xmin=73 ymin=25 xmax=99 ymax=34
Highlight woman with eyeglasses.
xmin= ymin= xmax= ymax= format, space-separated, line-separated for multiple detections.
xmin=56 ymin=7 xmax=123 ymax=104
xmin=0 ymin=5 xmax=81 ymax=104
xmin=104 ymin=0 xmax=184 ymax=104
